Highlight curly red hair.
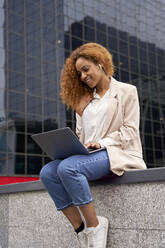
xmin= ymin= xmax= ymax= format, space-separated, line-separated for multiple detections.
xmin=60 ymin=43 xmax=114 ymax=110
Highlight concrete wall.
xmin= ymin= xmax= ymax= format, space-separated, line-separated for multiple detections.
xmin=1 ymin=182 xmax=165 ymax=248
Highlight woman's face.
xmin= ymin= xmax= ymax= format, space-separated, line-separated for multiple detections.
xmin=75 ymin=57 xmax=103 ymax=88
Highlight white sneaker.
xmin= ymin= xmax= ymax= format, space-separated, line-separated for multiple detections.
xmin=75 ymin=230 xmax=88 ymax=248
xmin=84 ymin=216 xmax=109 ymax=248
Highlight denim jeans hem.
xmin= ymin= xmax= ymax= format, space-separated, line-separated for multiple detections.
xmin=57 ymin=202 xmax=73 ymax=211
xmin=74 ymin=198 xmax=93 ymax=207
xmin=57 ymin=198 xmax=93 ymax=210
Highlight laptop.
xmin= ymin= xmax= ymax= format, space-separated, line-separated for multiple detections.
xmin=31 ymin=127 xmax=105 ymax=160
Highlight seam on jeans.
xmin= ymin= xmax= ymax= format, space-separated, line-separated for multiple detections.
xmin=77 ymin=156 xmax=108 ymax=166
xmin=76 ymin=171 xmax=90 ymax=203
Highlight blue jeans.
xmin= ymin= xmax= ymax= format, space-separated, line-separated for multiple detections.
xmin=40 ymin=150 xmax=111 ymax=210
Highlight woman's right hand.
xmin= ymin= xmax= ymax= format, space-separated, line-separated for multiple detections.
xmin=84 ymin=142 xmax=101 ymax=149
xmin=76 ymin=94 xmax=92 ymax=116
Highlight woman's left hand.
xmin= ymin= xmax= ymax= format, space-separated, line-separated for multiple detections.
xmin=84 ymin=142 xmax=101 ymax=149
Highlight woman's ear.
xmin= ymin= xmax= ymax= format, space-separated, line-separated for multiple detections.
xmin=98 ymin=64 xmax=102 ymax=70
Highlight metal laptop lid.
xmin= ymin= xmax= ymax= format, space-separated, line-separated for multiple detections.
xmin=31 ymin=127 xmax=89 ymax=160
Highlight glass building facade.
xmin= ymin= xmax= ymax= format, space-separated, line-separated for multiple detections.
xmin=0 ymin=0 xmax=165 ymax=177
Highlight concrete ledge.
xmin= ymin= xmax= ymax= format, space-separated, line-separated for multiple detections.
xmin=1 ymin=180 xmax=165 ymax=247
xmin=1 ymin=167 xmax=165 ymax=194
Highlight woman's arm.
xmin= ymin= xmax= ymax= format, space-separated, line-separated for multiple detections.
xmin=98 ymin=86 xmax=140 ymax=149
xmin=76 ymin=94 xmax=93 ymax=117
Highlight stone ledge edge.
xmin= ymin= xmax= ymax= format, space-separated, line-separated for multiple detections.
xmin=0 ymin=167 xmax=165 ymax=194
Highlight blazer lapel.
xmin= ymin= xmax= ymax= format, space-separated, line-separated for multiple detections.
xmin=102 ymin=77 xmax=119 ymax=135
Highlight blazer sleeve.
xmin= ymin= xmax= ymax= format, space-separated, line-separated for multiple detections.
xmin=101 ymin=86 xmax=140 ymax=149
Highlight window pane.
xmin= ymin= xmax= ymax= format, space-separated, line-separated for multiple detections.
xmin=16 ymin=133 xmax=25 ymax=153
xmin=8 ymin=92 xmax=25 ymax=113
xmin=8 ymin=51 xmax=25 ymax=73
xmin=27 ymin=114 xmax=42 ymax=134
xmin=8 ymin=71 xmax=25 ymax=92
xmin=27 ymin=135 xmax=42 ymax=154
xmin=27 ymin=95 xmax=42 ymax=115
xmin=15 ymin=155 xmax=25 ymax=174
xmin=27 ymin=156 xmax=42 ymax=175
xmin=44 ymin=99 xmax=57 ymax=117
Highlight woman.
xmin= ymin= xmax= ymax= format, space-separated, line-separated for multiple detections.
xmin=40 ymin=43 xmax=147 ymax=248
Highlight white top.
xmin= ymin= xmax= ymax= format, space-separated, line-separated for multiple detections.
xmin=76 ymin=83 xmax=120 ymax=148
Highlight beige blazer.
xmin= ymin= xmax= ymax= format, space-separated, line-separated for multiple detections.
xmin=77 ymin=77 xmax=147 ymax=176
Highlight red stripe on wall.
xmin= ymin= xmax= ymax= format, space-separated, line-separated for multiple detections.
xmin=0 ymin=176 xmax=40 ymax=185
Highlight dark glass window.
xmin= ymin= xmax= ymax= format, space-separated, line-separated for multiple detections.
xmin=8 ymin=51 xmax=25 ymax=73
xmin=16 ymin=133 xmax=25 ymax=153
xmin=43 ymin=43 xmax=56 ymax=63
xmin=139 ymin=49 xmax=147 ymax=63
xmin=8 ymin=71 xmax=25 ymax=92
xmin=8 ymin=91 xmax=25 ymax=113
xmin=130 ymin=59 xmax=139 ymax=74
xmin=43 ymin=27 xmax=56 ymax=44
xmin=26 ymin=1 xmax=40 ymax=22
xmin=120 ymin=70 xmax=129 ymax=82
xmin=84 ymin=16 xmax=95 ymax=28
xmin=27 ymin=95 xmax=42 ymax=115
xmin=43 ymin=62 xmax=57 ymax=81
xmin=26 ymin=19 xmax=41 ymax=41
xmin=108 ymin=26 xmax=117 ymax=37
xmin=85 ymin=26 xmax=95 ymax=41
xmin=27 ymin=38 xmax=41 ymax=58
xmin=27 ymin=156 xmax=42 ymax=175
xmin=27 ymin=135 xmax=42 ymax=154
xmin=8 ymin=112 xmax=25 ymax=132
xmin=130 ymin=45 xmax=138 ymax=59
xmin=27 ymin=56 xmax=41 ymax=78
xmin=96 ymin=22 xmax=106 ymax=33
xmin=8 ymin=12 xmax=24 ymax=34
xmin=119 ymin=30 xmax=128 ymax=41
xmin=43 ymin=81 xmax=57 ymax=99
xmin=27 ymin=114 xmax=42 ymax=134
xmin=71 ymin=22 xmax=83 ymax=39
xmin=65 ymin=34 xmax=70 ymax=50
xmin=129 ymin=35 xmax=137 ymax=45
xmin=8 ymin=0 xmax=24 ymax=16
xmin=148 ymin=52 xmax=156 ymax=66
xmin=96 ymin=32 xmax=106 ymax=47
xmin=27 ymin=76 xmax=42 ymax=97
xmin=108 ymin=36 xmax=117 ymax=51
xmin=44 ymin=99 xmax=57 ymax=117
xmin=119 ymin=55 xmax=129 ymax=70
xmin=8 ymin=32 xmax=24 ymax=54
xmin=157 ymin=56 xmax=165 ymax=68
xmin=71 ymin=37 xmax=83 ymax=50
xmin=0 ymin=153 xmax=7 ymax=174
xmin=42 ymin=8 xmax=56 ymax=28
xmin=15 ymin=155 xmax=25 ymax=174
xmin=0 ymin=131 xmax=7 ymax=153
xmin=43 ymin=117 xmax=58 ymax=131
xmin=119 ymin=40 xmax=128 ymax=55
xmin=140 ymin=63 xmax=148 ymax=76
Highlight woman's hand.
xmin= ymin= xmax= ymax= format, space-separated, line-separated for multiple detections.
xmin=76 ymin=94 xmax=93 ymax=116
xmin=84 ymin=142 xmax=101 ymax=149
